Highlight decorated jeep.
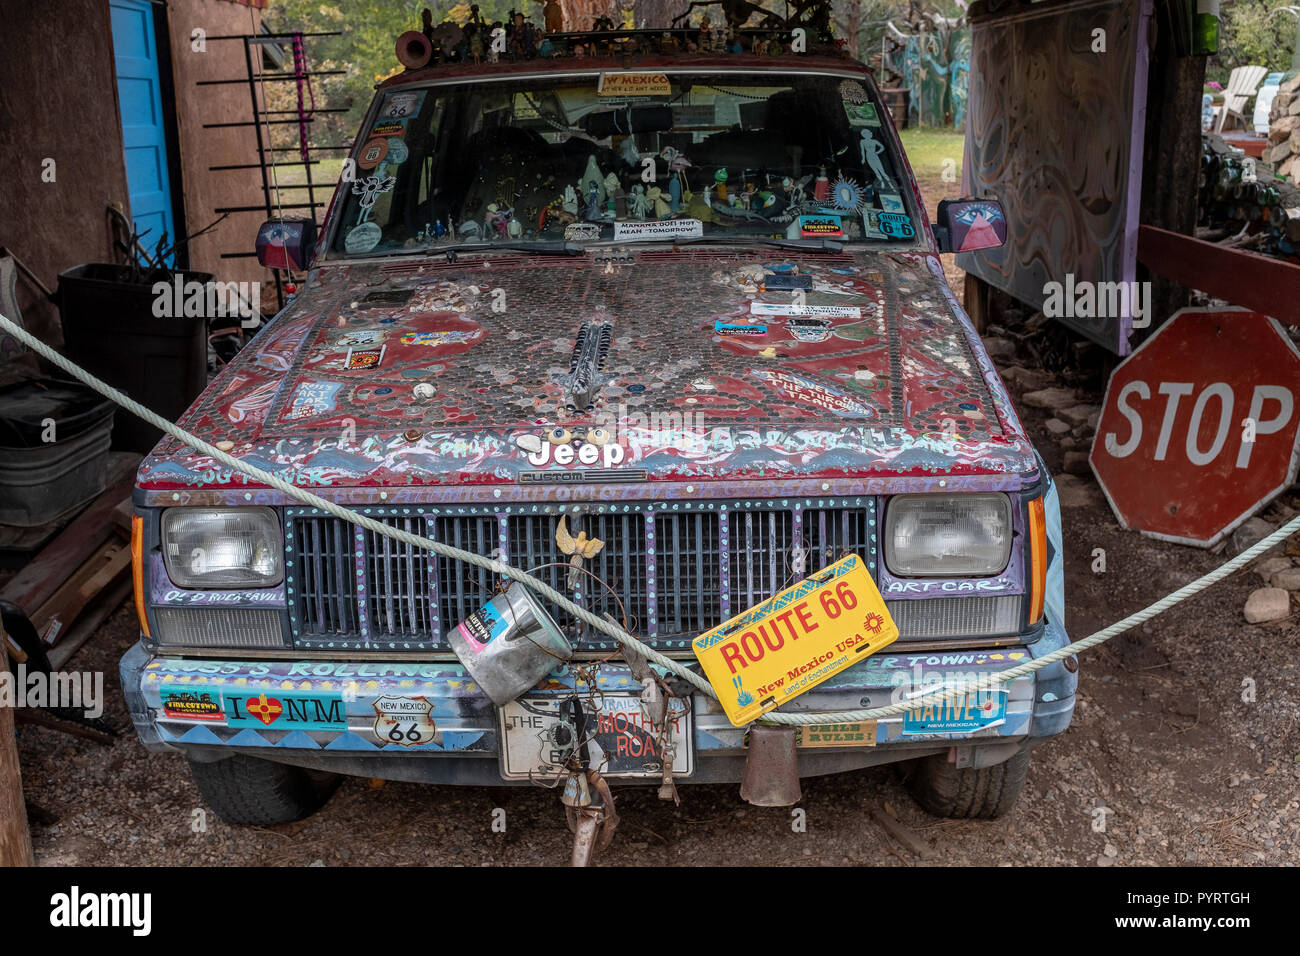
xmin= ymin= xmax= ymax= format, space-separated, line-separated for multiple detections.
xmin=120 ymin=12 xmax=1073 ymax=846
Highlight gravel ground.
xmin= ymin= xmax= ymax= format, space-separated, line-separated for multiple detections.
xmin=14 ymin=172 xmax=1299 ymax=866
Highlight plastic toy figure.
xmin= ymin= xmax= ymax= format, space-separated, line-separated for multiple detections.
xmin=539 ymin=0 xmax=563 ymax=33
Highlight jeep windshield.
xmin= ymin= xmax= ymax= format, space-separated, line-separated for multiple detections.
xmin=327 ymin=70 xmax=917 ymax=257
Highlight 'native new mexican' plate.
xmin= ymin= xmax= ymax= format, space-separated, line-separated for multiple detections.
xmin=693 ymin=555 xmax=898 ymax=727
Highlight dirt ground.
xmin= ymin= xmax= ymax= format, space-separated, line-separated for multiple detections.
xmin=15 ymin=171 xmax=1300 ymax=868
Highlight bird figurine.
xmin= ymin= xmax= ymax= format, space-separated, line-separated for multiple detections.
xmin=555 ymin=515 xmax=605 ymax=589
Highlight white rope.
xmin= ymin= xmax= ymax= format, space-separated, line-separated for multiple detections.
xmin=5 ymin=308 xmax=1296 ymax=728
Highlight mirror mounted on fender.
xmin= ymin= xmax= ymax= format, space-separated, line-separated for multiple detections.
xmin=255 ymin=218 xmax=318 ymax=272
xmin=934 ymin=198 xmax=1007 ymax=254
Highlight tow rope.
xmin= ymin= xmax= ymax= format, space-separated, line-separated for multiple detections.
xmin=4 ymin=309 xmax=1296 ymax=726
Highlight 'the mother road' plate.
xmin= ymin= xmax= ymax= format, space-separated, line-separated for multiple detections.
xmin=693 ymin=555 xmax=898 ymax=726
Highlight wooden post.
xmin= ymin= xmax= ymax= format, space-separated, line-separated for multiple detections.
xmin=1138 ymin=10 xmax=1207 ymax=337
xmin=964 ymin=272 xmax=991 ymax=334
xmin=0 ymin=670 xmax=35 ymax=865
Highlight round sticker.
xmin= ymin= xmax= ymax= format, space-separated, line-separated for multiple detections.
xmin=357 ymin=137 xmax=389 ymax=171
xmin=344 ymin=222 xmax=382 ymax=254
xmin=385 ymin=137 xmax=409 ymax=164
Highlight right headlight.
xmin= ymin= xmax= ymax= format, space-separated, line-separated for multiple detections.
xmin=161 ymin=507 xmax=283 ymax=588
xmin=884 ymin=493 xmax=1012 ymax=577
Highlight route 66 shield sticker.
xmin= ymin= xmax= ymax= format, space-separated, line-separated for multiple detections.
xmin=373 ymin=696 xmax=442 ymax=747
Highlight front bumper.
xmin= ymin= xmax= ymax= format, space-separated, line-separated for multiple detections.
xmin=121 ymin=617 xmax=1076 ymax=786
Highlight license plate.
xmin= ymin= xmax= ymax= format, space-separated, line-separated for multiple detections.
xmin=901 ymin=690 xmax=1007 ymax=735
xmin=498 ymin=693 xmax=693 ymax=779
xmin=794 ymin=720 xmax=877 ymax=748
xmin=693 ymin=555 xmax=898 ymax=726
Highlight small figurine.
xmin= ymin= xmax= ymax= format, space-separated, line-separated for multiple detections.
xmin=561 ymin=184 xmax=579 ymax=215
xmin=507 ymin=215 xmax=523 ymax=238
xmin=629 ymin=184 xmax=650 ymax=220
xmin=540 ymin=0 xmax=563 ymax=33
xmin=585 ymin=183 xmax=602 ymax=221
xmin=713 ymin=168 xmax=728 ymax=202
xmin=648 ymin=186 xmax=671 ymax=219
xmin=580 ymin=155 xmax=607 ymax=207
xmin=813 ymin=166 xmax=830 ymax=202
xmin=697 ymin=14 xmax=712 ymax=52
xmin=603 ymin=172 xmax=621 ymax=206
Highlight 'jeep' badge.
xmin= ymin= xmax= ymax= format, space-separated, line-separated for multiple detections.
xmin=373 ymin=696 xmax=442 ymax=747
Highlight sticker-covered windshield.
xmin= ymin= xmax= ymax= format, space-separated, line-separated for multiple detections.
xmin=329 ymin=71 xmax=916 ymax=256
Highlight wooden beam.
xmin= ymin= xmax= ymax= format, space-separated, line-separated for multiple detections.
xmin=964 ymin=272 xmax=991 ymax=334
xmin=1136 ymin=225 xmax=1300 ymax=326
xmin=0 ymin=695 xmax=34 ymax=866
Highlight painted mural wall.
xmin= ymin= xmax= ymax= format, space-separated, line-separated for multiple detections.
xmin=957 ymin=0 xmax=1149 ymax=355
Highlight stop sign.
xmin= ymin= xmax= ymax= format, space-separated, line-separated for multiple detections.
xmin=1090 ymin=308 xmax=1300 ymax=547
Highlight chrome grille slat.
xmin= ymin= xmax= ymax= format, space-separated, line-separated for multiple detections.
xmin=289 ymin=502 xmax=876 ymax=648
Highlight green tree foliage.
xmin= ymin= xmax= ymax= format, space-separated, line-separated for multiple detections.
xmin=1212 ymin=0 xmax=1299 ymax=84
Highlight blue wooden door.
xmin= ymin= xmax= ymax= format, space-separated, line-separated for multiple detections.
xmin=110 ymin=0 xmax=177 ymax=264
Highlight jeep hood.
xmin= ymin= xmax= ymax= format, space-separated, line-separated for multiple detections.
xmin=137 ymin=250 xmax=1037 ymax=498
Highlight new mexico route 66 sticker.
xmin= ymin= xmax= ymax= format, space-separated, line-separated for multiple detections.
xmin=373 ymin=695 xmax=441 ymax=747
xmin=693 ymin=555 xmax=898 ymax=726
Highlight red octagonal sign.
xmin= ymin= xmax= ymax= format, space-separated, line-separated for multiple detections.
xmin=1090 ymin=308 xmax=1300 ymax=547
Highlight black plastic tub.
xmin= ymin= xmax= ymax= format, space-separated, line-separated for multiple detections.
xmin=0 ymin=378 xmax=115 ymax=526
xmin=58 ymin=263 xmax=212 ymax=453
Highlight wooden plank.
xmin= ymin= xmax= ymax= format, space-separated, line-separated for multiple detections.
xmin=0 ymin=461 xmax=137 ymax=614
xmin=32 ymin=542 xmax=130 ymax=646
xmin=48 ymin=577 xmax=133 ymax=671
xmin=0 ymin=692 xmax=34 ymax=865
xmin=1137 ymin=225 xmax=1300 ymax=326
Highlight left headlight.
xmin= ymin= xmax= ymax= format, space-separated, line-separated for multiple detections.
xmin=161 ymin=508 xmax=282 ymax=588
xmin=884 ymin=493 xmax=1012 ymax=577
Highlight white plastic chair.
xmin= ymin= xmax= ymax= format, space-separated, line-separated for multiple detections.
xmin=1215 ymin=65 xmax=1268 ymax=132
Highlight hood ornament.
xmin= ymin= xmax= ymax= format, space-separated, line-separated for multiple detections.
xmin=555 ymin=321 xmax=614 ymax=412
xmin=556 ymin=515 xmax=605 ymax=589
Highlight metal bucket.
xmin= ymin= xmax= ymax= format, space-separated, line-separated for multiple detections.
xmin=447 ymin=582 xmax=573 ymax=706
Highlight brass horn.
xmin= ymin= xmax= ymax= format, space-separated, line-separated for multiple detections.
xmin=395 ymin=30 xmax=432 ymax=70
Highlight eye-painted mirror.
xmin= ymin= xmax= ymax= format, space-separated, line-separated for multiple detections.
xmin=935 ymin=198 xmax=1007 ymax=253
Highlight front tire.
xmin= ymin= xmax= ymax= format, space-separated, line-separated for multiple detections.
xmin=904 ymin=745 xmax=1031 ymax=819
xmin=187 ymin=755 xmax=340 ymax=826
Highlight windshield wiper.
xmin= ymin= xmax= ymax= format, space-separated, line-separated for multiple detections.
xmin=659 ymin=235 xmax=845 ymax=253
xmin=438 ymin=240 xmax=586 ymax=260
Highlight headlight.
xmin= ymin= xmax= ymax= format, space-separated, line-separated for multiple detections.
xmin=885 ymin=494 xmax=1012 ymax=576
xmin=162 ymin=508 xmax=282 ymax=588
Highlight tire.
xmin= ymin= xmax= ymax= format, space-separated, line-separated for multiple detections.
xmin=904 ymin=746 xmax=1031 ymax=820
xmin=186 ymin=755 xmax=340 ymax=826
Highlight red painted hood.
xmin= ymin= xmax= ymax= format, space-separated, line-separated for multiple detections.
xmin=137 ymin=248 xmax=1036 ymax=497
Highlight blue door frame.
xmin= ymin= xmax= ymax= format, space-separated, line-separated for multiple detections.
xmin=110 ymin=0 xmax=178 ymax=265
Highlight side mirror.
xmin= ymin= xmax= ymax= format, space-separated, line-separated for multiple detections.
xmin=934 ymin=199 xmax=1007 ymax=254
xmin=256 ymin=218 xmax=318 ymax=272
